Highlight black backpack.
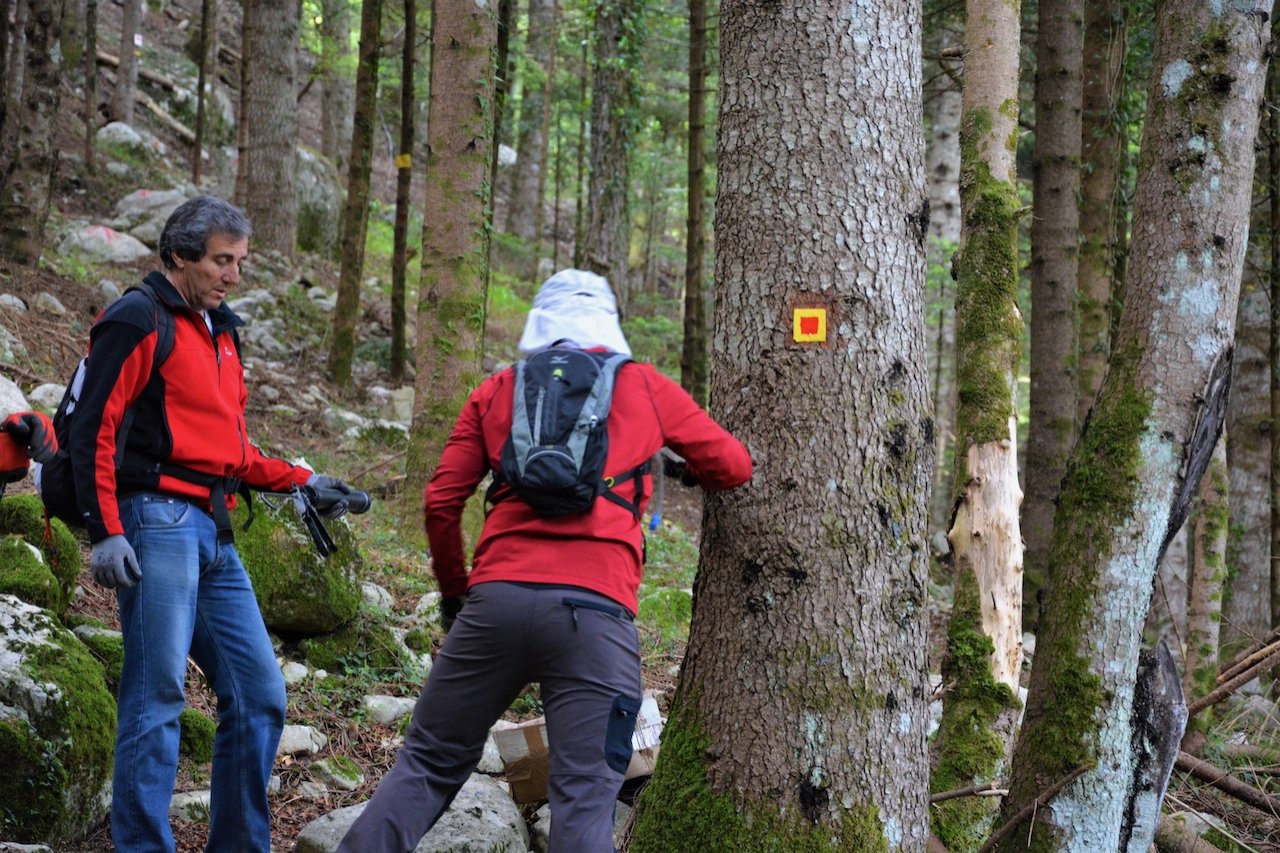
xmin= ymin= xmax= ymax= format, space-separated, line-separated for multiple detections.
xmin=36 ymin=282 xmax=177 ymax=527
xmin=486 ymin=348 xmax=649 ymax=519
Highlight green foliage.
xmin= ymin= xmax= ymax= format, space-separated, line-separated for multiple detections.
xmin=299 ymin=614 xmax=410 ymax=678
xmin=179 ymin=708 xmax=217 ymax=764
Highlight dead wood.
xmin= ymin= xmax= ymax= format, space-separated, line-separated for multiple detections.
xmin=1188 ymin=644 xmax=1280 ymax=718
xmin=1175 ymin=751 xmax=1280 ymax=817
xmin=96 ymin=50 xmax=178 ymax=92
xmin=929 ymin=781 xmax=1005 ymax=804
xmin=1218 ymin=627 xmax=1280 ymax=680
xmin=1218 ymin=636 xmax=1280 ymax=685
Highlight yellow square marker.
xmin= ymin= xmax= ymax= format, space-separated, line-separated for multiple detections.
xmin=793 ymin=308 xmax=827 ymax=343
xmin=394 ymin=153 xmax=413 ymax=170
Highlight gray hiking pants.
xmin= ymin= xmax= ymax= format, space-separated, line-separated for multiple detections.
xmin=336 ymin=581 xmax=643 ymax=853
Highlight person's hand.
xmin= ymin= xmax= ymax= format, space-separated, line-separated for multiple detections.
xmin=91 ymin=535 xmax=142 ymax=589
xmin=2 ymin=411 xmax=56 ymax=464
xmin=306 ymin=473 xmax=353 ymax=519
xmin=661 ymin=452 xmax=699 ymax=488
xmin=440 ymin=596 xmax=465 ymax=633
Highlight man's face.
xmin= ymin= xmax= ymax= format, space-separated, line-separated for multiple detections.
xmin=170 ymin=232 xmax=249 ymax=311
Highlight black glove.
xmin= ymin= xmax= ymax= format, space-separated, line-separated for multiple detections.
xmin=2 ymin=411 xmax=56 ymax=464
xmin=306 ymin=473 xmax=354 ymax=519
xmin=440 ymin=596 xmax=465 ymax=633
xmin=661 ymin=453 xmax=699 ymax=488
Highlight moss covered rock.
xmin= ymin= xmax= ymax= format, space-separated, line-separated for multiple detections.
xmin=0 ymin=594 xmax=114 ymax=846
xmin=0 ymin=536 xmax=64 ymax=613
xmin=232 ymin=498 xmax=362 ymax=635
xmin=299 ymin=616 xmax=411 ymax=677
xmin=179 ymin=708 xmax=216 ymax=764
xmin=73 ymin=624 xmax=124 ymax=696
xmin=0 ymin=495 xmax=81 ymax=614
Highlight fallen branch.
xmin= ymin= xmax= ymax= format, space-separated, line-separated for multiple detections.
xmin=96 ymin=50 xmax=179 ymax=92
xmin=352 ymin=449 xmax=408 ymax=483
xmin=1218 ymin=635 xmax=1280 ymax=685
xmin=976 ymin=763 xmax=1094 ymax=853
xmin=1175 ymin=750 xmax=1280 ymax=817
xmin=138 ymin=91 xmax=195 ymax=144
xmin=930 ymin=781 xmax=1005 ymax=804
xmin=1188 ymin=643 xmax=1280 ymax=718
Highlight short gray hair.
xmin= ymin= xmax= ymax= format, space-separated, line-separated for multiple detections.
xmin=158 ymin=195 xmax=251 ymax=269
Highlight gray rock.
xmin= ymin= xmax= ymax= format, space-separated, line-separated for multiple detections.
xmin=0 ymin=375 xmax=30 ymax=417
xmin=0 ymin=843 xmax=55 ymax=852
xmin=169 ymin=789 xmax=211 ymax=822
xmin=323 ymin=408 xmax=369 ymax=434
xmin=311 ymin=757 xmax=365 ymax=792
xmin=362 ymin=581 xmax=394 ymax=613
xmin=529 ymin=800 xmax=631 ymax=852
xmin=33 ymin=293 xmax=66 ymax=315
xmin=277 ymin=724 xmax=328 ymax=757
xmin=361 ymin=694 xmax=417 ymax=726
xmin=281 ymin=661 xmax=310 ymax=684
xmin=98 ymin=279 xmax=123 ymax=303
xmin=114 ymin=189 xmax=187 ymax=228
xmin=26 ymin=384 xmax=64 ymax=412
xmin=0 ymin=294 xmax=27 ymax=312
xmin=59 ymin=225 xmax=153 ymax=264
xmin=105 ymin=161 xmax=132 ymax=177
xmin=295 ymin=773 xmax=529 ymax=853
xmin=297 ymin=780 xmax=330 ymax=799
xmin=128 ymin=218 xmax=165 ymax=248
xmin=96 ymin=121 xmax=144 ymax=149
xmin=478 ymin=722 xmax=516 ymax=774
xmin=0 ymin=326 xmax=26 ymax=362
xmin=296 ymin=147 xmax=343 ymax=256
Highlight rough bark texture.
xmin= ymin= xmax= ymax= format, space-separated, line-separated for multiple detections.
xmin=629 ymin=0 xmax=931 ymax=849
xmin=1076 ymin=0 xmax=1126 ymax=425
xmin=390 ymin=0 xmax=416 ymax=383
xmin=993 ymin=4 xmax=1270 ymax=849
xmin=191 ymin=0 xmax=216 ymax=185
xmin=327 ymin=0 xmax=383 ymax=386
xmin=531 ymin=0 xmax=558 ymax=269
xmin=925 ymin=19 xmax=961 ymax=537
xmin=1119 ymin=644 xmax=1188 ymax=851
xmin=0 ymin=0 xmax=63 ymax=266
xmin=1183 ymin=437 xmax=1227 ymax=735
xmin=1023 ymin=0 xmax=1083 ymax=629
xmin=583 ymin=0 xmax=640 ymax=311
xmin=680 ymin=0 xmax=708 ymax=406
xmin=505 ymin=0 xmax=555 ymax=242
xmin=82 ymin=0 xmax=95 ymax=166
xmin=930 ymin=0 xmax=1023 ymax=845
xmin=111 ymin=0 xmax=140 ymax=125
xmin=320 ymin=0 xmax=353 ymax=175
xmin=406 ymin=0 xmax=494 ymax=496
xmin=2 ymin=0 xmax=29 ymax=152
xmin=240 ymin=0 xmax=299 ymax=258
xmin=1272 ymin=31 xmax=1280 ymax=630
xmin=1226 ymin=227 xmax=1271 ymax=648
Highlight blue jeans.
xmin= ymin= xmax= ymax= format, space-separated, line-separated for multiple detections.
xmin=112 ymin=493 xmax=285 ymax=853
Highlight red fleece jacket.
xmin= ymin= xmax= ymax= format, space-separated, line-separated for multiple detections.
xmin=424 ymin=358 xmax=752 ymax=614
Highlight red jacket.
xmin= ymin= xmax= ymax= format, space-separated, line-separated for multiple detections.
xmin=70 ymin=272 xmax=310 ymax=543
xmin=424 ymin=357 xmax=752 ymax=613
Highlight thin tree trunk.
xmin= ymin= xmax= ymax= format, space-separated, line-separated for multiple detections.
xmin=680 ymin=0 xmax=708 ymax=405
xmin=930 ymin=0 xmax=1023 ymax=845
xmin=484 ymin=0 xmax=513 ymax=282
xmin=1270 ymin=15 xmax=1280 ymax=632
xmin=111 ymin=0 xmax=140 ymax=124
xmin=506 ymin=0 xmax=555 ymax=243
xmin=2 ymin=0 xmax=30 ymax=154
xmin=390 ymin=0 xmax=417 ymax=384
xmin=320 ymin=0 xmax=353 ymax=174
xmin=531 ymin=0 xmax=559 ymax=273
xmin=994 ymin=4 xmax=1271 ymax=848
xmin=572 ymin=36 xmax=587 ymax=269
xmin=1023 ymin=0 xmax=1083 ymax=630
xmin=1184 ymin=437 xmax=1228 ymax=739
xmin=83 ymin=0 xmax=96 ymax=167
xmin=328 ymin=0 xmax=383 ymax=386
xmin=191 ymin=0 xmax=216 ymax=186
xmin=233 ymin=16 xmax=249 ymax=208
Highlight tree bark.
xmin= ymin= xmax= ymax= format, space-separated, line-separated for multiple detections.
xmin=1183 ymin=437 xmax=1227 ymax=736
xmin=390 ymin=0 xmax=417 ymax=384
xmin=1269 ymin=19 xmax=1280 ymax=633
xmin=1119 ymin=643 xmax=1188 ymax=851
xmin=328 ymin=0 xmax=383 ymax=386
xmin=2 ymin=0 xmax=30 ymax=153
xmin=110 ymin=0 xmax=140 ymax=124
xmin=679 ymin=0 xmax=708 ymax=405
xmin=406 ymin=0 xmax=494 ymax=499
xmin=929 ymin=0 xmax=1023 ymax=845
xmin=630 ymin=0 xmax=932 ymax=848
xmin=320 ymin=0 xmax=353 ymax=174
xmin=83 ymin=0 xmax=96 ymax=167
xmin=572 ymin=36 xmax=587 ymax=268
xmin=993 ymin=4 xmax=1271 ymax=849
xmin=1023 ymin=0 xmax=1083 ymax=631
xmin=531 ymin=0 xmax=558 ymax=272
xmin=506 ymin=0 xmax=555 ymax=243
xmin=240 ymin=0 xmax=299 ymax=258
xmin=0 ymin=0 xmax=64 ymax=266
xmin=191 ymin=0 xmax=217 ymax=186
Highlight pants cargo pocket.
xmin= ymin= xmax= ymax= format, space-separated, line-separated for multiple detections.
xmin=605 ymin=693 xmax=642 ymax=774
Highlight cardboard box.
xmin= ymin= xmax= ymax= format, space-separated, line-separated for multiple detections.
xmin=494 ymin=693 xmax=665 ymax=804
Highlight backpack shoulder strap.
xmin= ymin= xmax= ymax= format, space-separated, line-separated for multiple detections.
xmin=130 ymin=280 xmax=177 ymax=367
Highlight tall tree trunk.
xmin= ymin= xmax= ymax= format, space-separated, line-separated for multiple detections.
xmin=192 ymin=0 xmax=217 ymax=186
xmin=405 ymin=0 xmax=495 ymax=499
xmin=390 ymin=0 xmax=417 ymax=384
xmin=320 ymin=0 xmax=353 ymax=174
xmin=110 ymin=0 xmax=140 ymax=124
xmin=484 ymin=0 xmax=513 ymax=283
xmin=924 ymin=18 xmax=961 ymax=537
xmin=1184 ymin=437 xmax=1228 ymax=740
xmin=679 ymin=0 xmax=708 ymax=405
xmin=572 ymin=36 xmax=587 ymax=268
xmin=630 ymin=0 xmax=933 ymax=848
xmin=1023 ymin=0 xmax=1083 ymax=631
xmin=1226 ymin=166 xmax=1272 ymax=650
xmin=3 ymin=0 xmax=31 ymax=152
xmin=1076 ymin=0 xmax=1126 ymax=424
xmin=240 ymin=0 xmax=299 ymax=258
xmin=1270 ymin=17 xmax=1280 ymax=632
xmin=328 ymin=0 xmax=383 ymax=386
xmin=506 ymin=0 xmax=555 ymax=243
xmin=233 ymin=17 xmax=249 ymax=208
xmin=583 ymin=0 xmax=640 ymax=311
xmin=929 ymin=0 xmax=1023 ymax=845
xmin=531 ymin=0 xmax=558 ymax=271
xmin=0 ymin=0 xmax=64 ymax=266
xmin=994 ymin=4 xmax=1271 ymax=848
xmin=83 ymin=0 xmax=96 ymax=167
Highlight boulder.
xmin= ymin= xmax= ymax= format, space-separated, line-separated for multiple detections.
xmin=26 ymin=384 xmax=65 ymax=412
xmin=296 ymin=147 xmax=343 ymax=257
xmin=0 ymin=538 xmax=63 ymax=614
xmin=0 ymin=496 xmax=81 ymax=616
xmin=0 ymin=375 xmax=29 ymax=417
xmin=59 ymin=225 xmax=153 ymax=264
xmin=113 ymin=189 xmax=187 ymax=230
xmin=232 ymin=498 xmax=362 ymax=635
xmin=294 ymin=773 xmax=529 ymax=853
xmin=0 ymin=326 xmax=26 ymax=363
xmin=0 ymin=595 xmax=115 ymax=846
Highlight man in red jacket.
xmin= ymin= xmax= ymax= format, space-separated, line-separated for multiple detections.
xmin=339 ymin=269 xmax=752 ymax=852
xmin=70 ymin=195 xmax=354 ymax=853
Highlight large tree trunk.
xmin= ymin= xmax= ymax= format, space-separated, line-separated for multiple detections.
xmin=390 ymin=0 xmax=417 ymax=384
xmin=929 ymin=0 xmax=1023 ymax=845
xmin=993 ymin=4 xmax=1271 ymax=849
xmin=327 ymin=0 xmax=383 ymax=386
xmin=582 ymin=0 xmax=640 ymax=311
xmin=505 ymin=0 xmax=555 ymax=243
xmin=1076 ymin=0 xmax=1126 ymax=424
xmin=1023 ymin=0 xmax=1083 ymax=630
xmin=320 ymin=0 xmax=353 ymax=175
xmin=110 ymin=0 xmax=140 ymax=124
xmin=630 ymin=0 xmax=932 ymax=848
xmin=0 ymin=0 xmax=64 ymax=266
xmin=679 ymin=0 xmax=708 ymax=405
xmin=405 ymin=0 xmax=494 ymax=501
xmin=240 ymin=0 xmax=299 ymax=258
